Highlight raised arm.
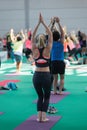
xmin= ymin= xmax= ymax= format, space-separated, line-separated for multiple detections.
xmin=20 ymin=29 xmax=27 ymax=43
xmin=55 ymin=17 xmax=64 ymax=44
xmin=40 ymin=14 xmax=53 ymax=49
xmin=10 ymin=29 xmax=16 ymax=43
xmin=32 ymin=17 xmax=40 ymax=48
xmin=32 ymin=13 xmax=52 ymax=50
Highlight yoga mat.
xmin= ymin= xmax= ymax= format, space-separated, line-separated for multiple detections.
xmin=14 ymin=115 xmax=62 ymax=130
xmin=49 ymin=92 xmax=70 ymax=104
xmin=0 ymin=112 xmax=4 ymax=115
xmin=6 ymin=72 xmax=20 ymax=76
xmin=0 ymin=80 xmax=20 ymax=86
xmin=0 ymin=91 xmax=4 ymax=94
xmin=34 ymin=92 xmax=70 ymax=104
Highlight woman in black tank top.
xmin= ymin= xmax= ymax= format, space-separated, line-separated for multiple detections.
xmin=31 ymin=13 xmax=52 ymax=122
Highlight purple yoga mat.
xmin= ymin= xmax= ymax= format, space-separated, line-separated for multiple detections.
xmin=0 ymin=112 xmax=4 ymax=115
xmin=34 ymin=92 xmax=70 ymax=104
xmin=0 ymin=92 xmax=4 ymax=94
xmin=49 ymin=92 xmax=70 ymax=103
xmin=14 ymin=115 xmax=62 ymax=130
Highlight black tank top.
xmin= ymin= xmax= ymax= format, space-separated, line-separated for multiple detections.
xmin=35 ymin=47 xmax=50 ymax=67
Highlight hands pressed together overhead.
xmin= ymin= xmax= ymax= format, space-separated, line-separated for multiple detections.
xmin=38 ymin=13 xmax=45 ymax=25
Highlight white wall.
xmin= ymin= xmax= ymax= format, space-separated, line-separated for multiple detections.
xmin=0 ymin=0 xmax=25 ymax=36
xmin=29 ymin=0 xmax=87 ymax=34
xmin=0 ymin=0 xmax=87 ymax=36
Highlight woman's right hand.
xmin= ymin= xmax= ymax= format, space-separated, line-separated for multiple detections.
xmin=39 ymin=13 xmax=44 ymax=24
xmin=55 ymin=17 xmax=60 ymax=23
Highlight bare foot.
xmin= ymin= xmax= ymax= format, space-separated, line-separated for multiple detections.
xmin=37 ymin=111 xmax=42 ymax=122
xmin=58 ymin=91 xmax=63 ymax=95
xmin=51 ymin=91 xmax=58 ymax=95
xmin=36 ymin=118 xmax=41 ymax=122
xmin=41 ymin=112 xmax=49 ymax=122
xmin=41 ymin=118 xmax=49 ymax=122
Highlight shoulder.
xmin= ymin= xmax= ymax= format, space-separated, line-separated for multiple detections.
xmin=32 ymin=47 xmax=39 ymax=54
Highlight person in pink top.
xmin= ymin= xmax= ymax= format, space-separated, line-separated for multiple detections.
xmin=67 ymin=35 xmax=82 ymax=61
xmin=66 ymin=36 xmax=77 ymax=61
xmin=24 ymin=31 xmax=34 ymax=64
xmin=64 ymin=35 xmax=69 ymax=59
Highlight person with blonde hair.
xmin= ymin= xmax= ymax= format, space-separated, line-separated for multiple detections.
xmin=32 ymin=13 xmax=52 ymax=122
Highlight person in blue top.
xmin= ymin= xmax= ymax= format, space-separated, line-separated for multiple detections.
xmin=51 ymin=17 xmax=65 ymax=95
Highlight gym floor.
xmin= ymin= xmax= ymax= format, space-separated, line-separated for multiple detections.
xmin=0 ymin=57 xmax=87 ymax=130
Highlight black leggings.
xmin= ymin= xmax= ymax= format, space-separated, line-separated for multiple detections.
xmin=74 ymin=48 xmax=82 ymax=60
xmin=33 ymin=71 xmax=51 ymax=112
xmin=23 ymin=48 xmax=32 ymax=59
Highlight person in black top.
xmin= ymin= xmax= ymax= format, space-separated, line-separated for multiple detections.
xmin=6 ymin=33 xmax=15 ymax=63
xmin=32 ymin=13 xmax=52 ymax=122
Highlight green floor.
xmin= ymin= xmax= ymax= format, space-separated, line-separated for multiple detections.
xmin=0 ymin=58 xmax=87 ymax=130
